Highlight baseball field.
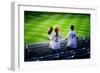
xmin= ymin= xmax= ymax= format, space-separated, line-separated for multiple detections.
xmin=24 ymin=11 xmax=90 ymax=44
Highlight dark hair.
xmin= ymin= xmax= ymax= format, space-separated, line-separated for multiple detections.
xmin=70 ymin=25 xmax=74 ymax=30
xmin=48 ymin=27 xmax=53 ymax=35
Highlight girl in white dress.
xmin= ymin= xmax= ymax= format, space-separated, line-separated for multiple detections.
xmin=49 ymin=26 xmax=62 ymax=54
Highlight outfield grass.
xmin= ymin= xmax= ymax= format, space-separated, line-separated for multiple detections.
xmin=24 ymin=11 xmax=90 ymax=44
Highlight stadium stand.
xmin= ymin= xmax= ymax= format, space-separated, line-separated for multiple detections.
xmin=24 ymin=37 xmax=90 ymax=61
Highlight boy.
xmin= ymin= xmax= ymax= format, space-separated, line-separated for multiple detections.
xmin=65 ymin=25 xmax=77 ymax=51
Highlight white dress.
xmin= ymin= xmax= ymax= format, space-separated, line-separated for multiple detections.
xmin=49 ymin=32 xmax=62 ymax=49
xmin=66 ymin=31 xmax=77 ymax=48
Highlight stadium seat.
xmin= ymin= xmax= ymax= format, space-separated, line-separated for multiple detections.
xmin=24 ymin=37 xmax=90 ymax=61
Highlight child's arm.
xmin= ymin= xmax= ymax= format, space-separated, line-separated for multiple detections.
xmin=75 ymin=32 xmax=78 ymax=39
xmin=64 ymin=32 xmax=70 ymax=40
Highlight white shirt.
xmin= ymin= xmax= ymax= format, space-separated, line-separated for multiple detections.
xmin=66 ymin=30 xmax=77 ymax=48
xmin=49 ymin=32 xmax=62 ymax=49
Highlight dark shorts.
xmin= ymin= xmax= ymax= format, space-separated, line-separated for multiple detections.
xmin=66 ymin=46 xmax=76 ymax=51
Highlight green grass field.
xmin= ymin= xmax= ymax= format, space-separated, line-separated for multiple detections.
xmin=24 ymin=11 xmax=90 ymax=44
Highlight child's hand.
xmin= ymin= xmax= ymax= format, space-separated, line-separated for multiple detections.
xmin=64 ymin=38 xmax=67 ymax=40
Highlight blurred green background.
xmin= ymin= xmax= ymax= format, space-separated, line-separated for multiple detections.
xmin=24 ymin=11 xmax=90 ymax=44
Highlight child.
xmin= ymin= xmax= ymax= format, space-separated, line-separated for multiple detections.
xmin=48 ymin=27 xmax=54 ymax=49
xmin=65 ymin=25 xmax=77 ymax=51
xmin=50 ymin=26 xmax=62 ymax=54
